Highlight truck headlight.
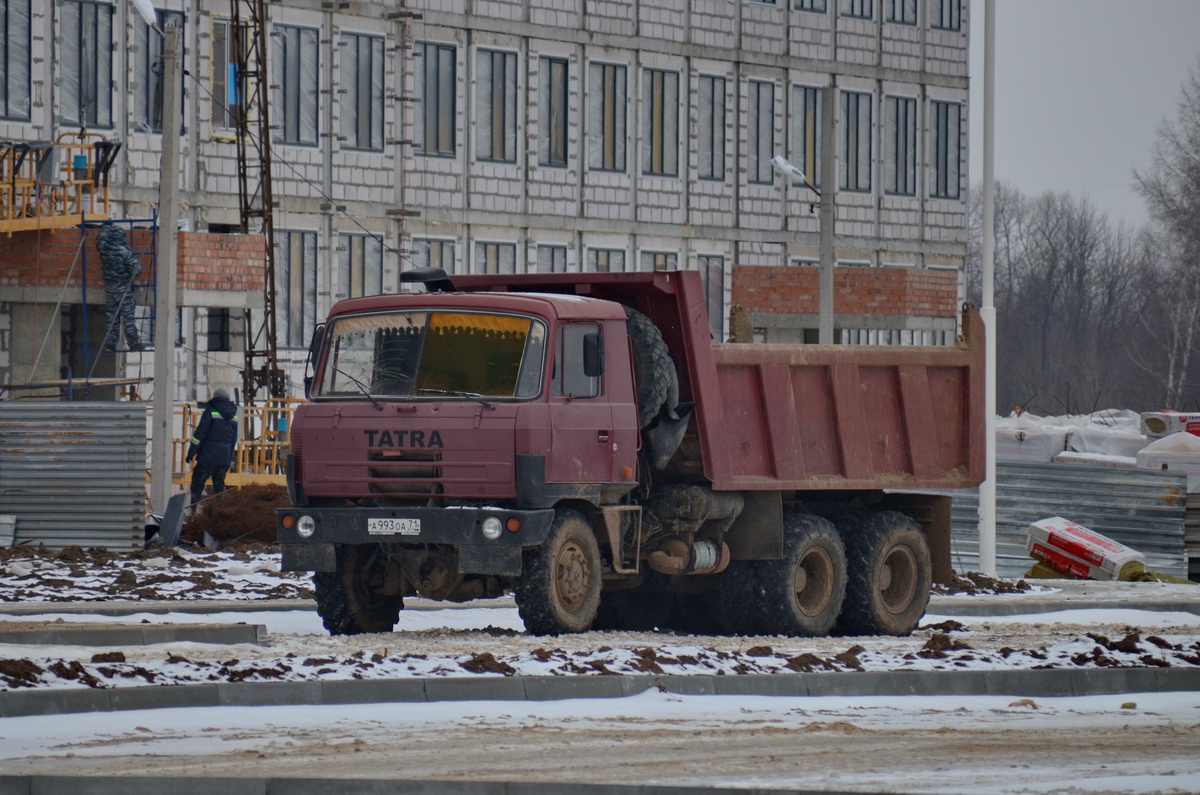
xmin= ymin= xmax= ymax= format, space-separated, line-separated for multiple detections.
xmin=297 ymin=515 xmax=316 ymax=538
xmin=481 ymin=517 xmax=503 ymax=540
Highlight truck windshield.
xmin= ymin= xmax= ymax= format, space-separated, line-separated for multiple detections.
xmin=318 ymin=311 xmax=547 ymax=400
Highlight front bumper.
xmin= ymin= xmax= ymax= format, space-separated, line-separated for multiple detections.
xmin=276 ymin=505 xmax=556 ymax=574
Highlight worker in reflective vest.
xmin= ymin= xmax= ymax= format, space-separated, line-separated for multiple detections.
xmin=186 ymin=387 xmax=239 ymax=505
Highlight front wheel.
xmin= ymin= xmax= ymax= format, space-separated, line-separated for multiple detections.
xmin=313 ymin=544 xmax=403 ymax=636
xmin=515 ymin=509 xmax=602 ymax=635
xmin=836 ymin=511 xmax=932 ymax=636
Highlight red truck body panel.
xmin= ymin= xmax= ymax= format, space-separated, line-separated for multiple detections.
xmin=454 ymin=270 xmax=985 ymax=493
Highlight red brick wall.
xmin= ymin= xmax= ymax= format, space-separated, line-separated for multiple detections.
xmin=732 ymin=265 xmax=960 ymax=318
xmin=0 ymin=229 xmax=266 ymax=294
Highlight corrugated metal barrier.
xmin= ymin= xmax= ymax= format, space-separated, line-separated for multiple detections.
xmin=0 ymin=402 xmax=145 ymax=550
xmin=915 ymin=462 xmax=1189 ymax=579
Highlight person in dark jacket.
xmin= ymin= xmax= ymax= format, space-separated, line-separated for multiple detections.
xmin=95 ymin=223 xmax=144 ymax=352
xmin=187 ymin=388 xmax=239 ymax=505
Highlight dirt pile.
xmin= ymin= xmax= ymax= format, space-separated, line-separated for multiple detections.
xmin=183 ymin=485 xmax=291 ymax=546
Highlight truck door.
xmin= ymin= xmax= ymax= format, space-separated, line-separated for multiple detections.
xmin=547 ymin=321 xmax=613 ymax=484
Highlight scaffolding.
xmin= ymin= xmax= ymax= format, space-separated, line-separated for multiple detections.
xmin=79 ymin=215 xmax=159 ymax=374
xmin=0 ymin=132 xmax=121 ymax=236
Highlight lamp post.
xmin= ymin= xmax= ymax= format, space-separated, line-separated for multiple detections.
xmin=771 ymin=155 xmax=834 ymax=344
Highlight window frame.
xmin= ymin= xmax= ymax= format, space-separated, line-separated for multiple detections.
xmin=273 ymin=23 xmax=320 ymax=147
xmin=411 ymin=238 xmax=457 ymax=274
xmin=747 ymin=80 xmax=776 ymax=185
xmin=697 ymin=74 xmax=727 ymax=182
xmin=474 ymin=241 xmax=517 ymax=274
xmin=1 ymin=0 xmax=32 ymax=122
xmin=840 ymin=0 xmax=873 ymax=19
xmin=340 ymin=32 xmax=385 ymax=151
xmin=794 ymin=0 xmax=827 ymax=11
xmin=884 ymin=95 xmax=917 ymax=196
xmin=134 ymin=9 xmax=185 ymax=135
xmin=537 ymin=244 xmax=568 ymax=273
xmin=538 ymin=56 xmax=569 ymax=168
xmin=931 ymin=0 xmax=960 ymax=31
xmin=840 ymin=90 xmax=872 ymax=193
xmin=60 ymin=0 xmax=114 ymax=129
xmin=887 ymin=0 xmax=917 ymax=25
xmin=416 ymin=41 xmax=457 ymax=158
xmin=277 ymin=229 xmax=318 ymax=349
xmin=641 ymin=68 xmax=679 ymax=177
xmin=931 ymin=100 xmax=962 ymax=199
xmin=790 ymin=84 xmax=822 ymax=190
xmin=338 ymin=233 xmax=385 ymax=301
xmin=698 ymin=255 xmax=726 ymax=341
xmin=210 ymin=17 xmax=248 ymax=134
xmin=587 ymin=248 xmax=626 ymax=273
xmin=639 ymin=251 xmax=678 ymax=272
xmin=587 ymin=61 xmax=627 ymax=172
xmin=476 ymin=48 xmax=518 ymax=163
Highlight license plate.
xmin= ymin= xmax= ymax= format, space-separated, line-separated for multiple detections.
xmin=367 ymin=517 xmax=420 ymax=536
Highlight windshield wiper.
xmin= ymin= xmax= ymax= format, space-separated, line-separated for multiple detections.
xmin=414 ymin=388 xmax=495 ymax=410
xmin=335 ymin=368 xmax=383 ymax=411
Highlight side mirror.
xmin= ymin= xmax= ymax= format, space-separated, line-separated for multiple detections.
xmin=583 ymin=332 xmax=604 ymax=378
xmin=304 ymin=324 xmax=326 ymax=399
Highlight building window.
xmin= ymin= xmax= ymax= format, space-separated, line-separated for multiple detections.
xmin=932 ymin=100 xmax=962 ymax=198
xmin=206 ymin=308 xmax=232 ymax=352
xmin=474 ymin=242 xmax=517 ymax=274
xmin=697 ymin=75 xmax=726 ymax=181
xmin=794 ymin=0 xmax=827 ymax=10
xmin=587 ymin=249 xmax=626 ymax=272
xmin=538 ymin=57 xmax=568 ymax=167
xmin=885 ymin=95 xmax=916 ymax=196
xmin=537 ymin=245 xmax=568 ymax=273
xmin=639 ymin=251 xmax=678 ymax=272
xmin=211 ymin=18 xmax=248 ymax=132
xmin=277 ymin=230 xmax=317 ymax=349
xmin=932 ymin=0 xmax=960 ymax=30
xmin=1 ymin=0 xmax=32 ymax=121
xmin=338 ymin=234 xmax=384 ymax=300
xmin=840 ymin=90 xmax=872 ymax=193
xmin=887 ymin=0 xmax=917 ymax=24
xmin=698 ymin=255 xmax=726 ymax=340
xmin=748 ymin=80 xmax=775 ymax=184
xmin=273 ymin=25 xmax=319 ymax=146
xmin=641 ymin=69 xmax=679 ymax=177
xmin=134 ymin=10 xmax=184 ymax=134
xmin=588 ymin=62 xmax=626 ymax=172
xmin=416 ymin=42 xmax=456 ymax=157
xmin=477 ymin=49 xmax=517 ymax=163
xmin=411 ymin=238 xmax=456 ymax=273
xmin=61 ymin=0 xmax=113 ymax=128
xmin=789 ymin=85 xmax=822 ymax=189
xmin=840 ymin=0 xmax=872 ymax=18
xmin=340 ymin=33 xmax=384 ymax=151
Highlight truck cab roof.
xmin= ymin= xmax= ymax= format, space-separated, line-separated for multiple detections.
xmin=326 ymin=289 xmax=627 ymax=324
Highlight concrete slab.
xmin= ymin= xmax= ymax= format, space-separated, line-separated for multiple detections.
xmin=522 ymin=675 xmax=627 ymax=701
xmin=982 ymin=669 xmax=1077 ymax=697
xmin=656 ymin=675 xmax=717 ymax=696
xmin=890 ymin=669 xmax=993 ymax=696
xmin=320 ymin=678 xmax=428 ymax=705
xmin=0 ymin=624 xmax=267 ymax=647
xmin=1156 ymin=667 xmax=1200 ymax=692
xmin=108 ymin=684 xmax=220 ymax=712
xmin=0 ymin=687 xmax=110 ymax=717
xmin=423 ymin=676 xmax=526 ymax=703
xmin=217 ymin=680 xmax=323 ymax=707
xmin=805 ymin=671 xmax=894 ymax=696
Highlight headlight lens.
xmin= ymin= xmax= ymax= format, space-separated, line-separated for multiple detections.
xmin=481 ymin=516 xmax=503 ymax=540
xmin=297 ymin=515 xmax=316 ymax=538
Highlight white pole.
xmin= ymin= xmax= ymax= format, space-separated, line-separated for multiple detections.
xmin=978 ymin=0 xmax=998 ymax=577
xmin=150 ymin=26 xmax=182 ymax=514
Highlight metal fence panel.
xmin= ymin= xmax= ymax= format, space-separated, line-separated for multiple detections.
xmin=918 ymin=462 xmax=1189 ymax=579
xmin=0 ymin=402 xmax=146 ymax=550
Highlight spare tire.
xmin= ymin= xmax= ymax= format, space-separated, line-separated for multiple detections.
xmin=625 ymin=306 xmax=678 ymax=428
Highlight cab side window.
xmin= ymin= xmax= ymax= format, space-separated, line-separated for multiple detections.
xmin=552 ymin=323 xmax=600 ymax=397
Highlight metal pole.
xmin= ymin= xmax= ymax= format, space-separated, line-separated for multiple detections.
xmin=978 ymin=0 xmax=998 ymax=576
xmin=151 ymin=25 xmax=182 ymax=513
xmin=818 ymin=77 xmax=836 ymax=344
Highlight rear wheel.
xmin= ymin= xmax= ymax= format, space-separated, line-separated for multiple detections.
xmin=749 ymin=513 xmax=847 ymax=636
xmin=515 ymin=509 xmax=602 ymax=635
xmin=313 ymin=544 xmax=403 ymax=636
xmin=836 ymin=511 xmax=931 ymax=636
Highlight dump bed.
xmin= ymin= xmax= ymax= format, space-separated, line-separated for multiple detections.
xmin=453 ymin=270 xmax=985 ymax=494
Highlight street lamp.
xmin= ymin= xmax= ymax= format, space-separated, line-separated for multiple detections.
xmin=771 ymin=154 xmax=834 ymax=344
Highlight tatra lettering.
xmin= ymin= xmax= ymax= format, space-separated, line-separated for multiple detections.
xmin=363 ymin=429 xmax=445 ymax=448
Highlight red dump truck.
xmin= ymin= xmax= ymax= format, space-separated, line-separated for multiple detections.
xmin=278 ymin=269 xmax=984 ymax=637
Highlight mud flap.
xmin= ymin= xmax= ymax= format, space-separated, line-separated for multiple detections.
xmin=282 ymin=542 xmax=337 ymax=572
xmin=458 ymin=544 xmax=523 ymax=576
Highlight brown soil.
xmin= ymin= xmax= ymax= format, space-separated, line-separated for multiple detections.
xmin=182 ymin=484 xmax=290 ymax=547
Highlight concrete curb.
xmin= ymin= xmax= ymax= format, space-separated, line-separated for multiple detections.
xmin=2 ymin=667 xmax=1198 ymax=719
xmin=0 ymin=600 xmax=316 ymax=616
xmin=927 ymin=597 xmax=1200 ymax=617
xmin=0 ymin=776 xmax=865 ymax=795
xmin=0 ymin=623 xmax=268 ymax=647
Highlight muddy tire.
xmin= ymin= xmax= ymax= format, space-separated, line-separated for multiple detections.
xmin=313 ymin=544 xmax=403 ymax=636
xmin=748 ymin=513 xmax=847 ymax=636
xmin=836 ymin=511 xmax=931 ymax=636
xmin=625 ymin=306 xmax=678 ymax=428
xmin=515 ymin=509 xmax=602 ymax=635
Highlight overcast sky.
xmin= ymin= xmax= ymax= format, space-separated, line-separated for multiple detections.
xmin=967 ymin=0 xmax=1200 ymax=227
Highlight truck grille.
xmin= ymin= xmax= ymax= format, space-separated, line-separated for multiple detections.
xmin=366 ymin=449 xmax=443 ymax=496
